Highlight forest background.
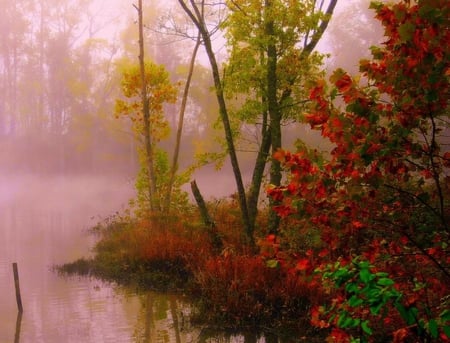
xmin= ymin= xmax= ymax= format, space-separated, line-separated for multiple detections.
xmin=0 ymin=0 xmax=379 ymax=188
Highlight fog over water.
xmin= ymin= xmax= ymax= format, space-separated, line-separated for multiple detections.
xmin=0 ymin=173 xmax=134 ymax=214
xmin=0 ymin=173 xmax=138 ymax=342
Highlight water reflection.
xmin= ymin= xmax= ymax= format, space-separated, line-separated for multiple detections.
xmin=0 ymin=175 xmax=311 ymax=342
xmin=131 ymin=292 xmax=188 ymax=343
xmin=129 ymin=291 xmax=305 ymax=343
xmin=0 ymin=174 xmax=139 ymax=342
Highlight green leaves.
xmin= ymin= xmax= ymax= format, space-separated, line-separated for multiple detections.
xmin=320 ymin=258 xmax=403 ymax=340
xmin=359 ymin=267 xmax=374 ymax=283
xmin=398 ymin=22 xmax=416 ymax=42
xmin=361 ymin=320 xmax=372 ymax=335
xmin=428 ymin=319 xmax=438 ymax=338
xmin=266 ymin=259 xmax=279 ymax=268
xmin=377 ymin=278 xmax=394 ymax=286
xmin=369 ymin=1 xmax=383 ymax=11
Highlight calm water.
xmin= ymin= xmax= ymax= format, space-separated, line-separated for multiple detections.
xmin=0 ymin=174 xmax=306 ymax=343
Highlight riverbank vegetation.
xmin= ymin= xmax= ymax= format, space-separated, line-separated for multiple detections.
xmin=59 ymin=0 xmax=449 ymax=341
xmin=59 ymin=201 xmax=327 ymax=336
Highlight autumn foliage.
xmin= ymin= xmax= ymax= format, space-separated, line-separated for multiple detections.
xmin=267 ymin=0 xmax=449 ymax=341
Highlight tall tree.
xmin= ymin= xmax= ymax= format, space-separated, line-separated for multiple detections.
xmin=164 ymin=32 xmax=202 ymax=212
xmin=223 ymin=0 xmax=337 ymax=233
xmin=115 ymin=59 xmax=177 ymax=213
xmin=177 ymin=0 xmax=337 ymax=242
xmin=135 ymin=0 xmax=158 ymax=210
xmin=177 ymin=0 xmax=253 ymax=243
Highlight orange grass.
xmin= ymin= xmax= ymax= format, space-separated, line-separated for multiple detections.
xmin=87 ymin=203 xmax=326 ymax=330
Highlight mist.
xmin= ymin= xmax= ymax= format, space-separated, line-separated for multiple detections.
xmin=0 ymin=173 xmax=133 ymax=215
xmin=0 ymin=0 xmax=385 ymax=206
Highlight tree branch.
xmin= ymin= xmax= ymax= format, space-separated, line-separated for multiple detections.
xmin=302 ymin=0 xmax=338 ymax=57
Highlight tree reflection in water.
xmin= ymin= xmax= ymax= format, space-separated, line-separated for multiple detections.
xmin=131 ymin=291 xmax=310 ymax=343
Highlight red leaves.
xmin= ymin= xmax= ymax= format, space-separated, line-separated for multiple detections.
xmin=305 ymin=112 xmax=329 ymax=128
xmin=265 ymin=1 xmax=449 ymax=341
xmin=311 ymin=306 xmax=330 ymax=329
xmin=266 ymin=234 xmax=276 ymax=244
xmin=393 ymin=328 xmax=409 ymax=343
xmin=335 ymin=74 xmax=353 ymax=93
xmin=329 ymin=328 xmax=351 ymax=343
xmin=442 ymin=152 xmax=450 ymax=168
xmin=266 ymin=185 xmax=284 ymax=202
xmin=295 ymin=258 xmax=310 ymax=271
xmin=309 ymin=79 xmax=326 ymax=101
xmin=352 ymin=220 xmax=365 ymax=230
xmin=420 ymin=169 xmax=433 ymax=179
xmin=272 ymin=148 xmax=287 ymax=162
xmin=273 ymin=205 xmax=294 ymax=218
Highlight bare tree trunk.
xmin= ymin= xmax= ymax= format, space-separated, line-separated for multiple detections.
xmin=164 ymin=32 xmax=201 ymax=212
xmin=265 ymin=0 xmax=282 ymax=233
xmin=191 ymin=180 xmax=222 ymax=252
xmin=247 ymin=109 xmax=271 ymax=230
xmin=177 ymin=0 xmax=253 ymax=245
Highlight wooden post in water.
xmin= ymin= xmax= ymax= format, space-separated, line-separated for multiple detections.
xmin=14 ymin=311 xmax=23 ymax=343
xmin=12 ymin=263 xmax=23 ymax=312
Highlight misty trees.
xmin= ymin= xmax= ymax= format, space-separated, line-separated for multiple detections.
xmin=0 ymin=0 xmax=134 ymax=174
xmin=324 ymin=0 xmax=384 ymax=74
xmin=0 ymin=1 xmax=31 ymax=135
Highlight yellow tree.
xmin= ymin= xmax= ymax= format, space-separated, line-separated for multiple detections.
xmin=115 ymin=59 xmax=177 ymax=213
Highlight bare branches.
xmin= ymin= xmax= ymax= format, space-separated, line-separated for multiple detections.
xmin=303 ymin=0 xmax=338 ymax=56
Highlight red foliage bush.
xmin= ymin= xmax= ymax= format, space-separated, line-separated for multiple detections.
xmin=266 ymin=0 xmax=449 ymax=341
xmin=192 ymin=252 xmax=325 ymax=327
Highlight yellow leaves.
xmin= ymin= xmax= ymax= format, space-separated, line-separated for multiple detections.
xmin=114 ymin=58 xmax=178 ymax=142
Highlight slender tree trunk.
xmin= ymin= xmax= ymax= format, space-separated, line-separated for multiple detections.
xmin=136 ymin=0 xmax=158 ymax=211
xmin=164 ymin=32 xmax=201 ymax=212
xmin=265 ymin=0 xmax=339 ymax=233
xmin=247 ymin=109 xmax=271 ymax=230
xmin=191 ymin=180 xmax=222 ymax=252
xmin=178 ymin=0 xmax=253 ymax=245
xmin=38 ymin=0 xmax=46 ymax=132
xmin=265 ymin=0 xmax=282 ymax=233
xmin=178 ymin=0 xmax=338 ymax=241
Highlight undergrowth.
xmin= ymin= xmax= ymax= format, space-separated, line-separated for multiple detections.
xmin=57 ymin=199 xmax=325 ymax=334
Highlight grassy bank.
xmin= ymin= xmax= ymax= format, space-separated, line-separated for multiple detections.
xmin=57 ymin=200 xmax=326 ymax=336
